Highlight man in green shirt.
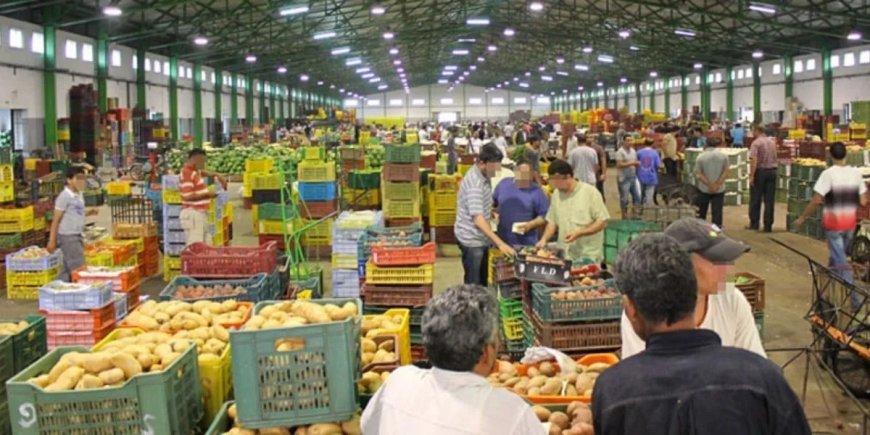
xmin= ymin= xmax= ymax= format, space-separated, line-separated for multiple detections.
xmin=536 ymin=159 xmax=610 ymax=261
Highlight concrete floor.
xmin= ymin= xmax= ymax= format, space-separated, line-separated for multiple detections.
xmin=1 ymin=170 xmax=867 ymax=432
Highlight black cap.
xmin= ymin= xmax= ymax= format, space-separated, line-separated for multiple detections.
xmin=664 ymin=218 xmax=750 ymax=263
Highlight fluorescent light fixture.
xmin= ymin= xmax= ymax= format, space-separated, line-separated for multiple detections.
xmin=300 ymin=74 xmax=309 ymax=81
xmin=440 ymin=98 xmax=454 ymax=104
xmin=339 ymin=88 xmax=345 ymax=92
xmin=503 ymin=81 xmax=509 ymax=85
xmin=383 ymin=31 xmax=394 ymax=40
xmin=452 ymin=49 xmax=470 ymax=55
xmin=313 ymin=31 xmax=336 ymax=40
xmin=582 ymin=46 xmax=593 ymax=53
xmin=346 ymin=58 xmax=362 ymax=65
xmin=514 ymin=97 xmax=528 ymax=104
xmin=399 ymin=73 xmax=406 ymax=77
xmin=280 ymin=5 xmax=309 ymax=16
xmin=444 ymin=65 xmax=458 ymax=70
xmin=752 ymin=49 xmax=763 ymax=59
xmin=497 ymin=84 xmax=502 ymax=88
xmin=574 ymin=64 xmax=589 ymax=71
xmin=463 ymin=71 xmax=470 ymax=76
xmin=466 ymin=18 xmax=490 ymax=25
xmin=245 ymin=54 xmax=257 ymax=63
xmin=487 ymin=45 xmax=497 ymax=51
xmin=438 ymin=79 xmax=448 ymax=84
xmin=649 ymin=71 xmax=658 ymax=77
xmin=412 ymin=98 xmax=425 ymax=105
xmin=393 ymin=60 xmax=402 ymax=65
xmin=618 ymin=29 xmax=631 ymax=39
xmin=525 ymin=71 xmax=531 ymax=76
xmin=629 ymin=45 xmax=640 ymax=51
xmin=371 ymin=5 xmax=386 ymax=14
xmin=597 ymin=54 xmax=614 ymax=63
xmin=103 ymin=4 xmax=122 ymax=16
xmin=389 ymin=48 xmax=399 ymax=55
xmin=469 ymin=65 xmax=477 ymax=70
xmin=369 ymin=77 xmax=381 ymax=83
xmin=477 ymin=57 xmax=485 ymax=62
xmin=597 ymin=81 xmax=604 ymax=87
xmin=330 ymin=85 xmax=336 ymax=89
xmin=556 ymin=56 xmax=565 ymax=64
xmin=331 ymin=47 xmax=351 ymax=55
xmin=848 ymin=30 xmax=862 ymax=41
xmin=578 ymin=86 xmax=584 ymax=90
xmin=380 ymin=85 xmax=390 ymax=91
xmin=538 ymin=66 xmax=546 ymax=71
xmin=694 ymin=62 xmax=703 ymax=69
xmin=519 ymin=82 xmax=529 ymax=88
xmin=556 ymin=71 xmax=569 ymax=76
xmin=457 ymin=38 xmax=477 ymax=43
xmin=397 ymin=67 xmax=404 ymax=72
xmin=193 ymin=36 xmax=209 ymax=46
xmin=513 ymin=77 xmax=519 ymax=81
xmin=317 ymin=81 xmax=324 ymax=85
xmin=541 ymin=75 xmax=553 ymax=81
xmin=674 ymin=28 xmax=696 ymax=37
xmin=529 ymin=2 xmax=544 ymax=11
xmin=356 ymin=67 xmax=370 ymax=73
xmin=748 ymin=3 xmax=776 ymax=14
xmin=361 ymin=73 xmax=375 ymax=79
xmin=504 ymin=28 xmax=515 ymax=36
xmin=620 ymin=77 xmax=627 ymax=83
xmin=442 ymin=71 xmax=455 ymax=76
xmin=277 ymin=66 xmax=288 ymax=74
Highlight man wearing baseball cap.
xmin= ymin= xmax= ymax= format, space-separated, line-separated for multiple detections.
xmin=620 ymin=218 xmax=765 ymax=358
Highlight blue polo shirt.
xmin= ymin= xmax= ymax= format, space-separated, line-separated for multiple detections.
xmin=492 ymin=178 xmax=549 ymax=246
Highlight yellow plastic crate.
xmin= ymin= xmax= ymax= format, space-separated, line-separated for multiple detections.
xmin=106 ymin=237 xmax=144 ymax=254
xmin=245 ymin=159 xmax=273 ymax=173
xmin=7 ymin=284 xmax=39 ymax=300
xmin=0 ymin=164 xmax=13 ymax=182
xmin=365 ymin=262 xmax=433 ymax=285
xmin=249 ymin=172 xmax=283 ymax=190
xmin=0 ymin=206 xmax=34 ymax=233
xmin=428 ymin=191 xmax=457 ymax=211
xmin=0 ymin=181 xmax=13 ymax=202
xmin=164 ymin=255 xmax=181 ymax=271
xmin=428 ymin=209 xmax=456 ymax=227
xmin=24 ymin=158 xmax=38 ymax=171
xmin=7 ymin=267 xmax=60 ymax=286
xmin=258 ymin=220 xmax=294 ymax=235
xmin=342 ymin=188 xmax=380 ymax=206
xmin=163 ymin=189 xmax=182 ymax=204
xmin=363 ymin=308 xmax=411 ymax=365
xmin=301 ymin=146 xmax=325 ymax=161
xmin=296 ymin=218 xmax=334 ymax=244
xmin=383 ymin=198 xmax=421 ymax=219
xmin=458 ymin=163 xmax=471 ymax=176
xmin=224 ymin=203 xmax=233 ymax=222
xmin=242 ymin=172 xmax=253 ymax=197
xmin=298 ymin=161 xmax=336 ymax=182
xmin=331 ymin=253 xmax=358 ymax=269
xmin=33 ymin=216 xmax=45 ymax=231
xmin=106 ymin=181 xmax=132 ymax=196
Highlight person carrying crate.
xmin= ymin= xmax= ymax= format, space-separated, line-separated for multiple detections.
xmin=47 ymin=167 xmax=98 ymax=281
xmin=179 ymin=149 xmax=223 ymax=246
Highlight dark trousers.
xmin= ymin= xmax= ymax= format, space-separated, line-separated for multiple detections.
xmin=664 ymin=158 xmax=677 ymax=178
xmin=696 ymin=190 xmax=725 ymax=228
xmin=459 ymin=243 xmax=489 ymax=286
xmin=749 ymin=168 xmax=777 ymax=231
xmin=596 ymin=178 xmax=605 ymax=203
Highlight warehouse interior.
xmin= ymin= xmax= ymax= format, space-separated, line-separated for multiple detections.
xmin=0 ymin=0 xmax=868 ymax=434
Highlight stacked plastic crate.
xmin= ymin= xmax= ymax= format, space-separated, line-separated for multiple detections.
xmin=786 ymin=159 xmax=827 ymax=240
xmin=297 ymin=147 xmax=336 ymax=258
xmin=382 ymin=144 xmax=422 ymax=227
xmin=243 ymin=158 xmax=274 ymax=210
xmin=427 ymin=175 xmax=459 ymax=245
xmin=339 ymin=145 xmax=380 ymax=211
xmin=162 ymin=175 xmax=186 ymax=281
xmin=332 ymin=211 xmax=383 ymax=298
xmin=733 ymin=272 xmax=766 ymax=340
xmin=112 ymin=222 xmax=160 ymax=277
xmin=0 ymin=203 xmax=41 ymax=293
xmin=488 ymin=251 xmax=525 ymax=360
xmin=248 ymin=159 xmax=283 ymax=237
xmin=2 ymin=207 xmax=44 ymax=300
xmin=0 ymin=314 xmax=46 ymax=435
xmin=683 ymin=148 xmax=750 ymax=205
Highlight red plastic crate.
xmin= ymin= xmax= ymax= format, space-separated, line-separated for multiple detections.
xmin=124 ymin=284 xmax=141 ymax=307
xmin=372 ymin=242 xmax=436 ymax=266
xmin=383 ymin=163 xmax=420 ymax=182
xmin=431 ymin=226 xmax=458 ymax=244
xmin=181 ymin=242 xmax=278 ymax=278
xmin=420 ymin=153 xmax=436 ymax=171
xmin=342 ymin=160 xmax=366 ymax=171
xmin=71 ymin=265 xmax=140 ymax=292
xmin=386 ymin=218 xmax=422 ymax=228
xmin=411 ymin=345 xmax=428 ymax=362
xmin=46 ymin=322 xmax=114 ymax=350
xmin=364 ymin=284 xmax=432 ymax=306
xmin=258 ymin=234 xmax=289 ymax=251
xmin=41 ymin=299 xmax=116 ymax=332
xmin=299 ymin=199 xmax=338 ymax=219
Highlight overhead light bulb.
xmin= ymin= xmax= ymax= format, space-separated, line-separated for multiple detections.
xmin=193 ymin=36 xmax=209 ymax=46
xmin=331 ymin=47 xmax=351 ymax=55
xmin=378 ymin=84 xmax=388 ymax=90
xmin=752 ymin=49 xmax=763 ymax=59
xmin=317 ymin=81 xmax=324 ymax=85
xmin=469 ymin=65 xmax=477 ymax=70
xmin=300 ymin=74 xmax=309 ymax=81
xmin=371 ymin=5 xmax=386 ymax=15
xmin=674 ymin=28 xmax=696 ymax=37
xmin=504 ymin=28 xmax=515 ymax=36
xmin=457 ymin=38 xmax=477 ymax=43
xmin=649 ymin=71 xmax=658 ymax=77
xmin=629 ymin=45 xmax=640 ymax=51
xmin=383 ymin=31 xmax=394 ymax=40
xmin=345 ymin=58 xmax=362 ymax=66
xmin=529 ymin=2 xmax=544 ymax=12
xmin=541 ymin=75 xmax=553 ymax=81
xmin=487 ymin=45 xmax=497 ymax=52
xmin=102 ymin=4 xmax=122 ymax=16
xmin=361 ymin=73 xmax=374 ymax=79
xmin=582 ymin=46 xmax=593 ymax=53
xmin=279 ymin=5 xmax=309 ymax=16
xmin=355 ymin=67 xmax=370 ymax=73
xmin=525 ymin=71 xmax=531 ymax=76
xmin=393 ymin=60 xmax=402 ymax=65
xmin=277 ymin=66 xmax=288 ymax=74
xmin=578 ymin=86 xmax=584 ymax=90
xmin=556 ymin=71 xmax=568 ymax=76
xmin=597 ymin=54 xmax=614 ymax=63
xmin=389 ymin=48 xmax=399 ymax=55
xmin=397 ymin=67 xmax=404 ymax=73
xmin=444 ymin=65 xmax=458 ymax=70
xmin=620 ymin=77 xmax=627 ymax=83
xmin=313 ymin=31 xmax=336 ymax=40
xmin=693 ymin=62 xmax=703 ymax=69
xmin=556 ymin=56 xmax=565 ymax=64
xmin=538 ymin=66 xmax=546 ymax=71
xmin=848 ymin=30 xmax=862 ymax=40
xmin=519 ymin=82 xmax=529 ymax=88
xmin=574 ymin=64 xmax=589 ymax=71
xmin=477 ymin=57 xmax=485 ymax=62
xmin=618 ymin=29 xmax=631 ymax=39
xmin=597 ymin=81 xmax=604 ymax=87
xmin=748 ymin=3 xmax=776 ymax=14
xmin=452 ymin=49 xmax=470 ymax=55
xmin=438 ymin=79 xmax=448 ymax=84
xmin=466 ymin=18 xmax=490 ymax=26
xmin=245 ymin=54 xmax=257 ymax=63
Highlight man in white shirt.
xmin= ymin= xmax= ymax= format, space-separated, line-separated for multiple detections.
xmin=620 ymin=218 xmax=765 ymax=358
xmin=362 ymin=285 xmax=544 ymax=435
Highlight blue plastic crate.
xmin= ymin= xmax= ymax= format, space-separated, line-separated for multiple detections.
xmin=297 ymin=182 xmax=338 ymax=201
xmin=162 ymin=175 xmax=181 ymax=191
xmin=38 ymin=281 xmax=114 ymax=311
xmin=159 ymin=273 xmax=274 ymax=302
xmin=165 ymin=216 xmax=183 ymax=231
xmin=358 ymin=259 xmax=367 ymax=278
xmin=164 ymin=242 xmax=186 ymax=256
xmin=6 ymin=248 xmax=63 ymax=272
xmin=163 ymin=204 xmax=182 ymax=219
xmin=164 ymin=229 xmax=187 ymax=244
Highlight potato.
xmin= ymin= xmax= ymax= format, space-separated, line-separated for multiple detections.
xmin=497 ymin=360 xmax=517 ymax=375
xmin=377 ymin=339 xmax=395 ymax=352
xmin=548 ymin=424 xmax=563 ymax=435
xmin=504 ymin=377 xmax=521 ymax=387
xmin=294 ymin=428 xmax=308 ymax=435
xmin=585 ymin=362 xmax=610 ymax=373
xmin=563 ymin=422 xmax=594 ymax=435
xmin=79 ymin=353 xmax=114 ymax=374
xmin=227 ymin=403 xmax=237 ymax=420
xmin=575 ymin=373 xmax=595 ymax=393
xmin=527 ymin=387 xmax=541 ymax=396
xmin=539 ymin=361 xmax=556 ymax=377
xmin=548 ymin=411 xmax=570 ymax=430
xmin=47 ymin=358 xmax=72 ymax=384
xmin=532 ymin=405 xmax=551 ymax=422
xmin=31 ymin=374 xmax=50 ymax=388
xmin=136 ymin=353 xmax=154 ymax=370
xmin=307 ymin=423 xmax=342 ymax=435
xmin=529 ymin=375 xmax=548 ymax=388
xmin=540 ymin=378 xmax=563 ymax=396
xmin=564 ymin=384 xmax=578 ymax=396
xmin=75 ymin=373 xmax=104 ymax=390
xmin=291 ymin=302 xmax=331 ymax=324
xmin=161 ymin=352 xmax=181 ymax=366
xmin=111 ymin=353 xmax=143 ymax=379
xmin=361 ymin=352 xmax=374 ymax=366
xmin=527 ymin=367 xmax=540 ymax=377
xmin=212 ymin=325 xmax=230 ymax=342
xmin=259 ymin=428 xmax=290 ymax=435
xmin=98 ymin=368 xmax=125 ymax=385
xmin=125 ymin=312 xmax=159 ymax=330
xmin=341 ymin=414 xmax=362 ymax=435
xmin=46 ymin=366 xmax=85 ymax=391
xmin=361 ymin=338 xmax=377 ymax=353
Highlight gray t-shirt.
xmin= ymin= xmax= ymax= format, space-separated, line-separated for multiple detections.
xmin=568 ymin=146 xmax=599 ymax=185
xmin=55 ymin=187 xmax=85 ymax=235
xmin=525 ymin=148 xmax=540 ymax=174
xmin=454 ymin=166 xmax=493 ymax=247
xmin=695 ymin=148 xmax=730 ymax=194
xmin=615 ymin=147 xmax=638 ymax=181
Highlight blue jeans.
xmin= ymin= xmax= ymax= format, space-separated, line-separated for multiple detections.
xmin=641 ymin=184 xmax=657 ymax=206
xmin=459 ymin=243 xmax=489 ymax=286
xmin=826 ymin=230 xmax=860 ymax=309
xmin=618 ymin=176 xmax=641 ymax=211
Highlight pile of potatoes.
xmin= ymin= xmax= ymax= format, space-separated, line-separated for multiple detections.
xmin=101 ymin=328 xmax=229 ymax=364
xmin=123 ymin=299 xmax=248 ymax=332
xmin=220 ymin=403 xmax=361 ymax=435
xmin=361 ymin=337 xmax=396 ymax=368
xmin=533 ymin=402 xmax=594 ymax=435
xmin=243 ymin=301 xmax=358 ymax=331
xmin=360 ymin=314 xmax=403 ymax=339
xmin=358 ymin=370 xmax=391 ymax=395
xmin=29 ymin=335 xmax=193 ymax=391
xmin=486 ymin=360 xmax=610 ymax=398
xmin=0 ymin=320 xmax=29 ymax=335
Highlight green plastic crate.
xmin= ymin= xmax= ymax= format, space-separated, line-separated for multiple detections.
xmin=205 ymin=401 xmax=233 ymax=435
xmin=348 ymin=170 xmax=381 ymax=190
xmin=384 ymin=144 xmax=421 ymax=163
xmin=755 ymin=311 xmax=764 ymax=340
xmin=498 ymin=297 xmax=524 ymax=320
xmin=382 ymin=181 xmax=420 ymax=201
xmin=229 ymin=298 xmax=362 ymax=429
xmin=257 ymin=202 xmax=298 ymax=221
xmin=531 ymin=281 xmax=622 ymax=323
xmin=0 ymin=401 xmax=8 ymax=435
xmin=0 ymin=334 xmax=12 ymax=435
xmin=6 ymin=345 xmax=203 ymax=435
xmin=603 ymin=220 xmax=659 ymax=264
xmin=0 ymin=233 xmax=21 ymax=250
xmin=1 ymin=315 xmax=47 ymax=373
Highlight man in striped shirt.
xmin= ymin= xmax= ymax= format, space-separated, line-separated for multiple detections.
xmin=795 ymin=142 xmax=868 ymax=309
xmin=454 ymin=144 xmax=516 ymax=285
xmin=180 ymin=149 xmax=219 ymax=246
xmin=748 ymin=125 xmax=779 ymax=232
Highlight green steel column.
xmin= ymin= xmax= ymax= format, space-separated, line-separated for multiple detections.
xmin=680 ymin=73 xmax=688 ymax=114
xmin=95 ymin=24 xmax=108 ymax=113
xmin=624 ymin=88 xmax=629 ymax=108
xmin=257 ymin=81 xmax=265 ymax=124
xmin=269 ymin=85 xmax=276 ymax=125
xmin=230 ymin=73 xmax=238 ymax=127
xmin=169 ymin=56 xmax=178 ymax=140
xmin=43 ymin=22 xmax=57 ymax=148
xmin=726 ymin=66 xmax=734 ymax=122
xmin=245 ymin=74 xmax=254 ymax=125
xmin=783 ymin=54 xmax=794 ymax=99
xmin=753 ymin=62 xmax=762 ymax=123
xmin=650 ymin=84 xmax=656 ymax=113
xmin=635 ymin=85 xmax=642 ymax=113
xmin=822 ymin=48 xmax=833 ymax=116
xmin=214 ymin=70 xmax=222 ymax=127
xmin=136 ymin=47 xmax=146 ymax=111
xmin=664 ymin=80 xmax=671 ymax=116
xmin=278 ymin=87 xmax=285 ymax=125
xmin=192 ymin=62 xmax=203 ymax=147
xmin=701 ymin=68 xmax=711 ymax=122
